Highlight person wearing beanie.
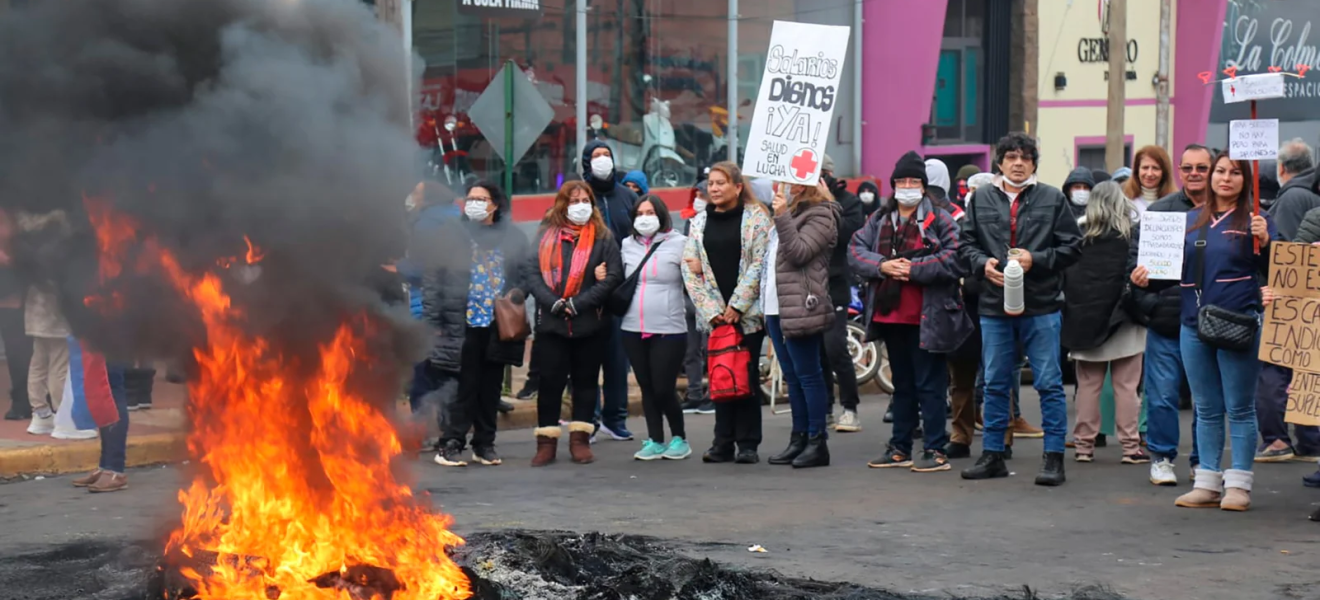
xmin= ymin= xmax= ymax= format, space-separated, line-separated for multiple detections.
xmin=850 ymin=150 xmax=971 ymax=472
xmin=1111 ymin=167 xmax=1133 ymax=184
xmin=958 ymin=132 xmax=1082 ymax=486
xmin=955 ymin=164 xmax=982 ymax=207
xmin=1062 ymin=167 xmax=1097 ymax=219
xmin=818 ymin=154 xmax=866 ymax=432
xmin=1091 ymin=168 xmax=1112 ymax=184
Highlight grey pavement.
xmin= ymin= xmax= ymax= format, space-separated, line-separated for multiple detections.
xmin=1 ymin=391 xmax=1318 ymax=600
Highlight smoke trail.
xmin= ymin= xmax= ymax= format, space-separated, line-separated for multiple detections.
xmin=0 ymin=0 xmax=424 ymax=369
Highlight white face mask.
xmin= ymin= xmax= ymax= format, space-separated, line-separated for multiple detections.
xmin=567 ymin=203 xmax=594 ymax=225
xmin=634 ymin=215 xmax=660 ymax=237
xmin=858 ymin=191 xmax=876 ymax=204
xmin=1069 ymin=190 xmax=1090 ymax=206
xmin=465 ymin=200 xmax=490 ymax=221
xmin=692 ymin=198 xmax=708 ymax=213
xmin=894 ymin=187 xmax=923 ymax=207
xmin=1005 ymin=174 xmax=1037 ymax=188
xmin=590 ymin=155 xmax=614 ymax=180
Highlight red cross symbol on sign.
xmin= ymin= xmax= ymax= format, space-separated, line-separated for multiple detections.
xmin=790 ymin=148 xmax=819 ymax=181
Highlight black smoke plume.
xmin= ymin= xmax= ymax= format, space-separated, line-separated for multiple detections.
xmin=0 ymin=0 xmax=424 ymax=371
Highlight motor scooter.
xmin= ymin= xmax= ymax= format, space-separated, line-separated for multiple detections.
xmin=591 ymin=96 xmax=691 ymax=188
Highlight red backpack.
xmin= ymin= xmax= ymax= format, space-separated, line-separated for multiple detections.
xmin=707 ymin=324 xmax=752 ymax=402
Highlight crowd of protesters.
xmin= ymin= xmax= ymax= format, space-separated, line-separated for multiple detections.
xmin=337 ymin=132 xmax=1320 ymax=523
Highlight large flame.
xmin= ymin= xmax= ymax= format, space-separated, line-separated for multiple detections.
xmin=85 ymin=197 xmax=469 ymax=599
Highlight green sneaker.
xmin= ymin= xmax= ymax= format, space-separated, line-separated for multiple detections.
xmin=634 ymin=440 xmax=666 ymax=461
xmin=663 ymin=437 xmax=692 ymax=460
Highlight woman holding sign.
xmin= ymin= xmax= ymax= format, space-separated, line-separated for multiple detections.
xmin=682 ymin=162 xmax=772 ymax=465
xmin=1164 ymin=151 xmax=1278 ymax=511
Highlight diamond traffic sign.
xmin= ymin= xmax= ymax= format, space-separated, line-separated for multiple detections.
xmin=467 ymin=62 xmax=555 ymax=164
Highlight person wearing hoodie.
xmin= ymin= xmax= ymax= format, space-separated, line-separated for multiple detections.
xmin=1062 ymin=166 xmax=1097 ymax=220
xmin=764 ymin=179 xmax=839 ymax=469
xmin=582 ymin=140 xmax=640 ymax=441
xmin=958 ymin=132 xmax=1082 ymax=486
xmin=851 ymin=151 xmax=972 ymax=473
xmin=620 ymin=195 xmax=693 ymax=461
xmin=856 ymin=180 xmax=881 ymax=218
xmin=820 ymin=155 xmax=866 ymax=432
xmin=425 ymin=181 xmax=532 ymax=468
xmin=622 ymin=170 xmax=651 ymax=197
xmin=924 ymin=158 xmax=965 ymax=221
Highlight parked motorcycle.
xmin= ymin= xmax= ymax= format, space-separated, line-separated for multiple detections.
xmin=760 ymin=287 xmax=890 ymax=401
xmin=590 ymin=97 xmax=691 ymax=189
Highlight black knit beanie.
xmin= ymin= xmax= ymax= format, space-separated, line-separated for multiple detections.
xmin=890 ymin=151 xmax=928 ymax=189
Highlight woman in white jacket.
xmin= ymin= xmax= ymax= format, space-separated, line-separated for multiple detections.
xmin=620 ymin=195 xmax=691 ymax=461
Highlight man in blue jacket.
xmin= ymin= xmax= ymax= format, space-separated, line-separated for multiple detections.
xmin=582 ymin=141 xmax=639 ymax=440
xmin=957 ymin=133 xmax=1081 ymax=486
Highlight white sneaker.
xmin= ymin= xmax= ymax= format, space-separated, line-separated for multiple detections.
xmin=1150 ymin=458 xmax=1178 ymax=486
xmin=26 ymin=414 xmax=54 ymax=435
xmin=835 ymin=409 xmax=862 ymax=432
xmin=51 ymin=426 xmax=98 ymax=440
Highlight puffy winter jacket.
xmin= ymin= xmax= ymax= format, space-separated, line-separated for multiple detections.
xmin=1295 ymin=206 xmax=1320 ymax=244
xmin=849 ymin=197 xmax=973 ymax=354
xmin=1062 ymin=230 xmax=1135 ymax=351
xmin=581 ymin=140 xmax=638 ymax=244
xmin=422 ymin=220 xmax=533 ymax=371
xmin=773 ymin=200 xmax=838 ymax=338
xmin=528 ymin=227 xmax=624 ymax=339
xmin=620 ymin=230 xmax=688 ymax=335
xmin=1128 ymin=189 xmax=1195 ymax=338
xmin=958 ymin=178 xmax=1083 ymax=317
xmin=1268 ymin=169 xmax=1320 ymax=241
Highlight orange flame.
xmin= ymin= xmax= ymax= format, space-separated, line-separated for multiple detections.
xmin=86 ymin=199 xmax=469 ymax=599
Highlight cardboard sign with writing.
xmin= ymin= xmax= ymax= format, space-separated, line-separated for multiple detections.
xmin=742 ymin=21 xmax=851 ymax=186
xmin=1228 ymin=119 xmax=1279 ymax=161
xmin=1136 ymin=212 xmax=1185 ymax=280
xmin=1259 ymin=242 xmax=1320 ymax=425
xmin=1221 ymin=72 xmax=1287 ymax=104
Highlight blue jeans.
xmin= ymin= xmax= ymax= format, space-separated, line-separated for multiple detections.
xmin=1143 ymin=330 xmax=1199 ymax=464
xmin=879 ymin=323 xmax=949 ymax=455
xmin=766 ymin=316 xmax=830 ymax=436
xmin=597 ymin=320 xmax=632 ymax=429
xmin=99 ymin=365 xmax=129 ymax=473
xmin=1180 ymin=326 xmax=1260 ymax=473
xmin=981 ymin=313 xmax=1069 ymax=453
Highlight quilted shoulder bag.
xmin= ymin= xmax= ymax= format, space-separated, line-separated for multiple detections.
xmin=1191 ymin=223 xmax=1258 ymax=352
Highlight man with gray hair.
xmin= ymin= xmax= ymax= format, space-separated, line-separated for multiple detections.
xmin=1268 ymin=138 xmax=1319 ymax=241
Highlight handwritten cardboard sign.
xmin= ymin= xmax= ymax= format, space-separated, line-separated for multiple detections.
xmin=742 ymin=21 xmax=851 ymax=186
xmin=1221 ymin=72 xmax=1287 ymax=104
xmin=1228 ymin=119 xmax=1279 ymax=161
xmin=1136 ymin=212 xmax=1186 ymax=280
xmin=1259 ymin=242 xmax=1320 ymax=425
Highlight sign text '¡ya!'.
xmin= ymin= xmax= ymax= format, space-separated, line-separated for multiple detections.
xmin=765 ymin=45 xmax=842 ymax=112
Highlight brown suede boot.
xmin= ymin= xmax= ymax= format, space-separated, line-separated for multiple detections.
xmin=568 ymin=421 xmax=595 ymax=464
xmin=531 ymin=427 xmax=560 ymax=467
xmin=1220 ymin=469 xmax=1253 ymax=512
xmin=1175 ymin=468 xmax=1223 ymax=508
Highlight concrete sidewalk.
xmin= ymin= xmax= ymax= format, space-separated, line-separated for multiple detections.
xmin=0 ymin=362 xmax=644 ymax=478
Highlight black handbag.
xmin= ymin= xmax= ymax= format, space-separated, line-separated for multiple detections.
xmin=606 ymin=240 xmax=664 ymax=316
xmin=1191 ymin=223 xmax=1259 ymax=352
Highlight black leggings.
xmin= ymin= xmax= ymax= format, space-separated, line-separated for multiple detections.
xmin=712 ymin=329 xmax=766 ymax=452
xmin=622 ymin=332 xmax=687 ymax=443
xmin=535 ymin=331 xmax=607 ymax=427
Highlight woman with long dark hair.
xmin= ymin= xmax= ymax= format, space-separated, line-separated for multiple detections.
xmin=1167 ymin=152 xmax=1276 ymax=511
xmin=426 ymin=180 xmax=531 ymax=468
xmin=528 ymin=181 xmax=623 ymax=466
xmin=682 ymin=162 xmax=772 ymax=464
xmin=619 ymin=195 xmax=691 ymax=460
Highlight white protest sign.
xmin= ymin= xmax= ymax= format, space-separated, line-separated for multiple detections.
xmin=742 ymin=21 xmax=851 ymax=186
xmin=1228 ymin=119 xmax=1279 ymax=161
xmin=1137 ymin=211 xmax=1186 ymax=280
xmin=1221 ymin=72 xmax=1287 ymax=104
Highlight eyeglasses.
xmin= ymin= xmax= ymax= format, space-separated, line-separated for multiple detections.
xmin=1179 ymin=165 xmax=1210 ymax=174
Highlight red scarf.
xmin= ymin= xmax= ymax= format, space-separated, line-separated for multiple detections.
xmin=539 ymin=222 xmax=596 ymax=298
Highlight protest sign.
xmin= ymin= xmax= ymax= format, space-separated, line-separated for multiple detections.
xmin=1228 ymin=119 xmax=1279 ymax=161
xmin=1221 ymin=72 xmax=1287 ymax=104
xmin=1136 ymin=212 xmax=1185 ymax=280
xmin=742 ymin=21 xmax=851 ymax=186
xmin=1259 ymin=242 xmax=1320 ymax=425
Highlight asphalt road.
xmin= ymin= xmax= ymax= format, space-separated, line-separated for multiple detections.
xmin=1 ymin=391 xmax=1317 ymax=600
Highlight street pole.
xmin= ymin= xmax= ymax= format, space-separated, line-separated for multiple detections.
xmin=576 ymin=0 xmax=588 ymax=161
xmin=727 ymin=0 xmax=738 ymax=163
xmin=503 ymin=61 xmax=515 ymax=195
xmin=1155 ymin=0 xmax=1171 ymax=150
xmin=1105 ymin=0 xmax=1127 ymax=172
xmin=852 ymin=0 xmax=863 ymax=176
